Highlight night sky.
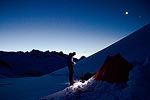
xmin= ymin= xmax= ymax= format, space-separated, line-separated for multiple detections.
xmin=0 ymin=0 xmax=149 ymax=58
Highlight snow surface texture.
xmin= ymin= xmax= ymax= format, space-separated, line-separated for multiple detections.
xmin=40 ymin=59 xmax=150 ymax=100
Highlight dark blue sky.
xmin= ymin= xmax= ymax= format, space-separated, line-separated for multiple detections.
xmin=0 ymin=0 xmax=149 ymax=58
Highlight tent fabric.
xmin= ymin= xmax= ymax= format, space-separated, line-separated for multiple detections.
xmin=94 ymin=54 xmax=133 ymax=83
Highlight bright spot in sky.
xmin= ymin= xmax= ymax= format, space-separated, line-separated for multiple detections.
xmin=125 ymin=11 xmax=129 ymax=15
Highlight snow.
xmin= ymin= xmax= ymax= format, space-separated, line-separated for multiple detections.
xmin=0 ymin=73 xmax=68 ymax=100
xmin=40 ymin=59 xmax=150 ymax=100
xmin=0 ymin=24 xmax=150 ymax=100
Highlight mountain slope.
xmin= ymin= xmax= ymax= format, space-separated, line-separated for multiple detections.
xmin=74 ymin=24 xmax=150 ymax=77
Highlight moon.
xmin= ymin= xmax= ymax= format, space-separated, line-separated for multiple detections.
xmin=125 ymin=11 xmax=128 ymax=15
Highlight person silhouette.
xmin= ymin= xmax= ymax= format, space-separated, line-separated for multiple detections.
xmin=67 ymin=52 xmax=76 ymax=86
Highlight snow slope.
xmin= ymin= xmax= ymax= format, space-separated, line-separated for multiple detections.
xmin=73 ymin=24 xmax=150 ymax=77
xmin=40 ymin=60 xmax=150 ymax=100
xmin=0 ymin=24 xmax=150 ymax=100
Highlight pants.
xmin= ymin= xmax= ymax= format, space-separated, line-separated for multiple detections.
xmin=68 ymin=67 xmax=74 ymax=85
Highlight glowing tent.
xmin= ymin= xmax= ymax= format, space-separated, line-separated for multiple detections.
xmin=94 ymin=54 xmax=133 ymax=83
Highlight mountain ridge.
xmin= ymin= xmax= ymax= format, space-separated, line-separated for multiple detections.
xmin=0 ymin=49 xmax=79 ymax=77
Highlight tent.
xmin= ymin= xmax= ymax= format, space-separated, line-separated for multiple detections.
xmin=94 ymin=53 xmax=133 ymax=83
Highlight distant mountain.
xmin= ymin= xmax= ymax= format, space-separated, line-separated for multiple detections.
xmin=0 ymin=49 xmax=79 ymax=77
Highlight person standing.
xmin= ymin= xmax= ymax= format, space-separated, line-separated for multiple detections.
xmin=67 ymin=52 xmax=76 ymax=86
